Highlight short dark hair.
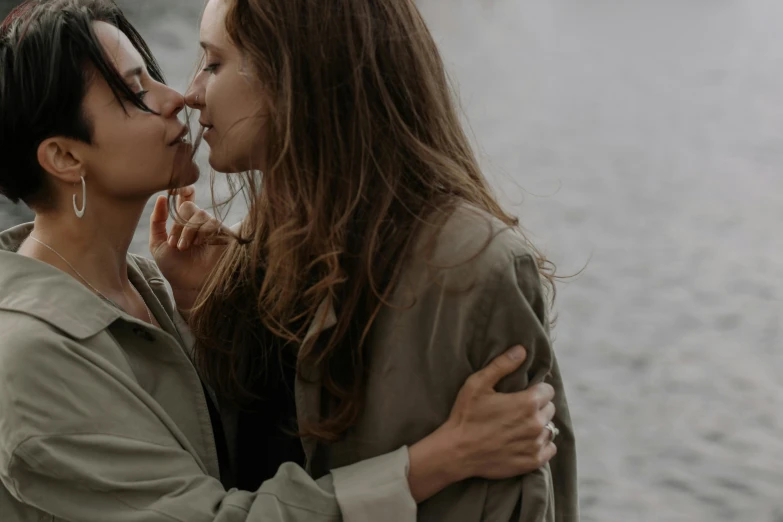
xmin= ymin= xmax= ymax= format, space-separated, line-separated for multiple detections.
xmin=0 ymin=0 xmax=165 ymax=206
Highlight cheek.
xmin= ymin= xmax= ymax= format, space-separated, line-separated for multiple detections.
xmin=205 ymin=76 xmax=227 ymax=118
xmin=210 ymin=74 xmax=263 ymax=125
xmin=100 ymin=123 xmax=169 ymax=174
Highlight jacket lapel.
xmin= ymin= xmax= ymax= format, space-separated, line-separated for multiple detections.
xmin=295 ymin=298 xmax=337 ymax=469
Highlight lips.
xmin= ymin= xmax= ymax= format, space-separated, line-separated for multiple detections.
xmin=169 ymin=126 xmax=189 ymax=146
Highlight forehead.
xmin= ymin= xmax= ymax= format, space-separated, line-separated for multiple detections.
xmin=92 ymin=20 xmax=144 ymax=70
xmin=200 ymin=0 xmax=229 ymax=42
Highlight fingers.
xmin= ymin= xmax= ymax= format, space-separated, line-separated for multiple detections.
xmin=534 ymin=402 xmax=557 ymax=445
xmin=519 ymin=428 xmax=558 ymax=474
xmin=168 ymin=200 xmax=200 ymax=249
xmin=467 ymin=345 xmax=527 ymax=391
xmin=508 ymin=382 xmax=554 ymax=422
xmin=533 ymin=441 xmax=557 ymax=469
xmin=177 ymin=211 xmax=212 ymax=250
xmin=167 ymin=187 xmax=197 ymax=246
xmin=540 ymin=401 xmax=556 ymax=425
xmin=168 ymin=200 xmax=229 ymax=251
xmin=149 ymin=195 xmax=170 ymax=255
xmin=179 ymin=214 xmax=230 ymax=250
xmin=168 ymin=220 xmax=186 ymax=250
xmin=529 ymin=382 xmax=555 ymax=409
xmin=175 ymin=186 xmax=196 ymax=209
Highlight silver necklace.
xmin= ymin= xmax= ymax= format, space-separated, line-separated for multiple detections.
xmin=28 ymin=235 xmax=155 ymax=325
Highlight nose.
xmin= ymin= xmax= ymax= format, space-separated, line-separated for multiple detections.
xmin=185 ymin=73 xmax=206 ymax=109
xmin=159 ymin=85 xmax=186 ymax=119
xmin=184 ymin=88 xmax=200 ymax=109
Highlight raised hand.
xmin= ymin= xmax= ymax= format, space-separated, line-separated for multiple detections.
xmin=149 ymin=187 xmax=232 ymax=311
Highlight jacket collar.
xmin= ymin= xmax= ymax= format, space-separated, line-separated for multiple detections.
xmin=0 ymin=223 xmax=165 ymax=340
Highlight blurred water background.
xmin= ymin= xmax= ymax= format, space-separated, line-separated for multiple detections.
xmin=2 ymin=1 xmax=783 ymax=520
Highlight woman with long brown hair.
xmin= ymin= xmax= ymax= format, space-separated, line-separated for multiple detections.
xmin=156 ymin=0 xmax=578 ymax=519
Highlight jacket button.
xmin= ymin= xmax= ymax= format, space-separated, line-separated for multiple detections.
xmin=132 ymin=327 xmax=155 ymax=342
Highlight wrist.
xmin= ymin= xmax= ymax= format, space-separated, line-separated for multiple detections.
xmin=434 ymin=421 xmax=473 ymax=482
xmin=407 ymin=423 xmax=468 ymax=502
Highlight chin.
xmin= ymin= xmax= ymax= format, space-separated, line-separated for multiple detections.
xmin=169 ymin=152 xmax=202 ymax=188
xmin=208 ymin=150 xmax=254 ymax=174
xmin=183 ymin=161 xmax=201 ymax=185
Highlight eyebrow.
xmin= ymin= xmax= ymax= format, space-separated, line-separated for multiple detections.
xmin=200 ymin=41 xmax=222 ymax=52
xmin=122 ymin=66 xmax=144 ymax=81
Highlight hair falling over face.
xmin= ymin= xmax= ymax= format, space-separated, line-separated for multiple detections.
xmin=188 ymin=0 xmax=558 ymax=443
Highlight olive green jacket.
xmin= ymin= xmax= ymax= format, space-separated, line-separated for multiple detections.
xmin=0 ymin=223 xmax=415 ymax=522
xmin=297 ymin=205 xmax=579 ymax=521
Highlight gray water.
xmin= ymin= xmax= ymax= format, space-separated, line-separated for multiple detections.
xmin=2 ymin=1 xmax=783 ymax=520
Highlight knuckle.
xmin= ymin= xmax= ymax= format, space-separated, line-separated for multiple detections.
xmin=180 ymin=201 xmax=198 ymax=214
xmin=464 ymin=374 xmax=484 ymax=394
xmin=533 ymin=412 xmax=547 ymax=431
xmin=531 ymin=437 xmax=545 ymax=452
xmin=534 ymin=453 xmax=546 ymax=468
xmin=533 ymin=382 xmax=553 ymax=400
xmin=491 ymin=355 xmax=510 ymax=370
xmin=545 ymin=402 xmax=556 ymax=420
xmin=520 ymin=396 xmax=538 ymax=417
xmin=182 ymin=226 xmax=198 ymax=237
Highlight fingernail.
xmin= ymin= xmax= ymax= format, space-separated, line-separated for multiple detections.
xmin=178 ymin=238 xmax=187 ymax=250
xmin=508 ymin=345 xmax=526 ymax=361
xmin=168 ymin=236 xmax=176 ymax=247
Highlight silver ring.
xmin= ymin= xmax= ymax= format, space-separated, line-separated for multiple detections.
xmin=544 ymin=422 xmax=560 ymax=442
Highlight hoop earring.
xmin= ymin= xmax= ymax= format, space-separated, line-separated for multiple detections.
xmin=73 ymin=176 xmax=86 ymax=218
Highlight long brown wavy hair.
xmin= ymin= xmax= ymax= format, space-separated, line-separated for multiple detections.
xmin=189 ymin=0 xmax=556 ymax=442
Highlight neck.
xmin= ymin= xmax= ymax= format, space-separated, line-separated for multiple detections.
xmin=26 ymin=196 xmax=148 ymax=295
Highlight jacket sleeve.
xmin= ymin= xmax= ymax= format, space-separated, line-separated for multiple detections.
xmin=0 ymin=330 xmax=410 ymax=522
xmin=472 ymin=253 xmax=578 ymax=522
xmin=330 ymin=446 xmax=417 ymax=522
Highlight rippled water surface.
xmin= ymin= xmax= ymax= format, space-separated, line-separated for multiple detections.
xmin=2 ymin=1 xmax=783 ymax=520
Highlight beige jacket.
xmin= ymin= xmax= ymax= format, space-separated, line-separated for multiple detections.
xmin=0 ymin=223 xmax=415 ymax=522
xmin=298 ymin=206 xmax=579 ymax=521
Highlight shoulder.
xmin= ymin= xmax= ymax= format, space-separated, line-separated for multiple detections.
xmin=0 ymin=315 xmax=76 ymax=449
xmin=408 ymin=203 xmax=541 ymax=290
xmin=0 ymin=312 xmax=69 ymax=373
xmin=388 ymin=204 xmax=553 ymax=373
xmin=0 ymin=310 xmax=159 ymax=456
xmin=0 ymin=312 xmax=87 ymax=393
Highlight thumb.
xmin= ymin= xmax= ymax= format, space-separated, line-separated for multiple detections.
xmin=472 ymin=345 xmax=527 ymax=390
xmin=149 ymin=195 xmax=170 ymax=254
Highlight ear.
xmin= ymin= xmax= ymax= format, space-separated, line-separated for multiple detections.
xmin=36 ymin=137 xmax=86 ymax=184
